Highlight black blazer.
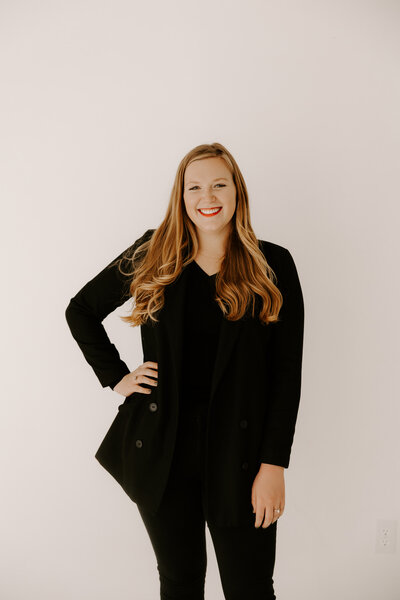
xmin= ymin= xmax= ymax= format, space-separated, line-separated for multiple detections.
xmin=65 ymin=228 xmax=305 ymax=527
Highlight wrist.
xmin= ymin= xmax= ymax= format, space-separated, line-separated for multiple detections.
xmin=260 ymin=463 xmax=284 ymax=471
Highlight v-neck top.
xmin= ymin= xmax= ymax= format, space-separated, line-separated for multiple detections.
xmin=181 ymin=260 xmax=223 ymax=406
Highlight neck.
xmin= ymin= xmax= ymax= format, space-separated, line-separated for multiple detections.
xmin=196 ymin=225 xmax=230 ymax=259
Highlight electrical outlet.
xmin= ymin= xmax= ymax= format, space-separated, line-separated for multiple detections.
xmin=375 ymin=519 xmax=397 ymax=554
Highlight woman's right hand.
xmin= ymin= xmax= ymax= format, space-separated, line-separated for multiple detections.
xmin=113 ymin=361 xmax=158 ymax=396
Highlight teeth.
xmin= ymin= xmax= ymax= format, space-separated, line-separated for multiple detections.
xmin=199 ymin=207 xmax=221 ymax=214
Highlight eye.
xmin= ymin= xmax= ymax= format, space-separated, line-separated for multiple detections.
xmin=188 ymin=183 xmax=226 ymax=191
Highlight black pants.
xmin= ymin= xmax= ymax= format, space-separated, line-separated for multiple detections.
xmin=137 ymin=401 xmax=277 ymax=600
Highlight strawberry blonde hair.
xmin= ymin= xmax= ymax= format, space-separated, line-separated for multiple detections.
xmin=114 ymin=142 xmax=282 ymax=327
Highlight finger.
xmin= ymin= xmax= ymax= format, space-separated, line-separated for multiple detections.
xmin=262 ymin=507 xmax=274 ymax=528
xmin=136 ymin=366 xmax=155 ymax=376
xmin=252 ymin=497 xmax=256 ymax=514
xmin=255 ymin=505 xmax=266 ymax=528
xmin=142 ymin=375 xmax=158 ymax=386
xmin=271 ymin=506 xmax=282 ymax=524
xmin=134 ymin=373 xmax=156 ymax=385
xmin=132 ymin=375 xmax=152 ymax=392
xmin=143 ymin=367 xmax=159 ymax=378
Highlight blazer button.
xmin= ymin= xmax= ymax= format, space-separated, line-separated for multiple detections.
xmin=241 ymin=461 xmax=248 ymax=470
xmin=149 ymin=402 xmax=158 ymax=412
xmin=135 ymin=439 xmax=143 ymax=448
xmin=240 ymin=419 xmax=248 ymax=429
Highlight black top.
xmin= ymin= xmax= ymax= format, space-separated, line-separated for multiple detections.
xmin=108 ymin=259 xmax=223 ymax=395
xmin=181 ymin=260 xmax=223 ymax=405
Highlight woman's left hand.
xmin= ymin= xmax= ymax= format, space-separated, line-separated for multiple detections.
xmin=251 ymin=463 xmax=285 ymax=528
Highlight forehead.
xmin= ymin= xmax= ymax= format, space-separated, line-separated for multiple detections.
xmin=184 ymin=157 xmax=231 ymax=184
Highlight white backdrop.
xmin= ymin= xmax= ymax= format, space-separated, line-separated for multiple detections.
xmin=1 ymin=1 xmax=399 ymax=598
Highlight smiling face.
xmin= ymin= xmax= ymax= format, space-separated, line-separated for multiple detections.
xmin=183 ymin=157 xmax=237 ymax=235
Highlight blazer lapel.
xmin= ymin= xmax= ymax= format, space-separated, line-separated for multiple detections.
xmin=160 ymin=264 xmax=244 ymax=405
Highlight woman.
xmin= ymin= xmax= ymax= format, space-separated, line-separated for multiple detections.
xmin=65 ymin=142 xmax=305 ymax=600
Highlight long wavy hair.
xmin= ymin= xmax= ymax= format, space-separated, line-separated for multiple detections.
xmin=116 ymin=142 xmax=283 ymax=327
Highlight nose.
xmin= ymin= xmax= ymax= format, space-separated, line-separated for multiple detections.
xmin=203 ymin=189 xmax=218 ymax=202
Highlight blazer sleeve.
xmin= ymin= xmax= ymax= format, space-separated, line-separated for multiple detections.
xmin=258 ymin=246 xmax=305 ymax=468
xmin=65 ymin=228 xmax=154 ymax=390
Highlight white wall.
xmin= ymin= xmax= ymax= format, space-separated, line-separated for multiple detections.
xmin=1 ymin=0 xmax=399 ymax=598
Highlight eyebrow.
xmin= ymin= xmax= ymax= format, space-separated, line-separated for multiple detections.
xmin=185 ymin=177 xmax=229 ymax=185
